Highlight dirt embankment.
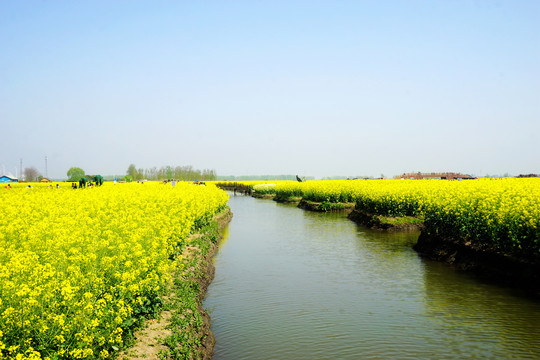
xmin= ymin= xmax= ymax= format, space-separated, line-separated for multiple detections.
xmin=414 ymin=232 xmax=540 ymax=294
xmin=347 ymin=209 xmax=424 ymax=231
xmin=297 ymin=199 xmax=355 ymax=213
xmin=273 ymin=195 xmax=302 ymax=204
xmin=251 ymin=193 xmax=275 ymax=199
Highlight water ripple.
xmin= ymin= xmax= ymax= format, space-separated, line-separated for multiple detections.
xmin=205 ymin=196 xmax=540 ymax=360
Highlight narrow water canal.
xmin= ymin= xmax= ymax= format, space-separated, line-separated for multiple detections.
xmin=204 ymin=195 xmax=540 ymax=359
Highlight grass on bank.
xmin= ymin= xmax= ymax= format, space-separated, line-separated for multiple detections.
xmin=158 ymin=208 xmax=230 ymax=360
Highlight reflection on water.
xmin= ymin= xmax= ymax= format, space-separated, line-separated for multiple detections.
xmin=204 ymin=195 xmax=540 ymax=359
xmin=422 ymin=261 xmax=540 ymax=358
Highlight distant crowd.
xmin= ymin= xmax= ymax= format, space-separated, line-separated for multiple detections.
xmin=163 ymin=179 xmax=206 ymax=186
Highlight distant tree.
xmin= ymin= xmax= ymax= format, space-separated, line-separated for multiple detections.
xmin=127 ymin=164 xmax=138 ymax=179
xmin=67 ymin=167 xmax=85 ymax=181
xmin=144 ymin=167 xmax=158 ymax=180
xmin=24 ymin=167 xmax=41 ymax=182
xmin=121 ymin=164 xmax=216 ymax=181
xmin=201 ymin=169 xmax=216 ymax=181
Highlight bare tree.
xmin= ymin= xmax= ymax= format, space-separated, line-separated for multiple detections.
xmin=23 ymin=167 xmax=41 ymax=182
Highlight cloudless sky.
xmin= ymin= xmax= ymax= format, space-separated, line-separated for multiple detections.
xmin=1 ymin=1 xmax=539 ymax=179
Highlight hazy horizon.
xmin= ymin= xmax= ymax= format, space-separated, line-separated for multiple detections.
xmin=2 ymin=1 xmax=539 ymax=179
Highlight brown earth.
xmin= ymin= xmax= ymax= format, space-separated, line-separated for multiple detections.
xmin=251 ymin=193 xmax=275 ymax=199
xmin=120 ymin=311 xmax=173 ymax=359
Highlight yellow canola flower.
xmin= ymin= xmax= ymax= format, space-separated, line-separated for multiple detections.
xmin=0 ymin=181 xmax=228 ymax=359
xmin=272 ymin=178 xmax=540 ymax=254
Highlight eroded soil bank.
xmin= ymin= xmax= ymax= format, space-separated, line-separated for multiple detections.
xmin=251 ymin=193 xmax=275 ymax=200
xmin=297 ymin=199 xmax=355 ymax=213
xmin=413 ymin=232 xmax=540 ymax=294
xmin=347 ymin=209 xmax=424 ymax=231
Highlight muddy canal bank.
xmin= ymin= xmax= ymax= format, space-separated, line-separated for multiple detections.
xmin=414 ymin=231 xmax=540 ymax=294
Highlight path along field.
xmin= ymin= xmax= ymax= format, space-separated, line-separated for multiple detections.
xmin=0 ymin=182 xmax=228 ymax=359
xmin=217 ymin=178 xmax=540 ymax=259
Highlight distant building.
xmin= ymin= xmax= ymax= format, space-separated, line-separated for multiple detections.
xmin=396 ymin=172 xmax=475 ymax=180
xmin=0 ymin=175 xmax=19 ymax=183
xmin=40 ymin=178 xmax=52 ymax=183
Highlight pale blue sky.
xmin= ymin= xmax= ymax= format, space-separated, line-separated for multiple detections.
xmin=1 ymin=1 xmax=538 ymax=179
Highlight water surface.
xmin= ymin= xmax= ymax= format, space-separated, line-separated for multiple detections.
xmin=205 ymin=195 xmax=540 ymax=359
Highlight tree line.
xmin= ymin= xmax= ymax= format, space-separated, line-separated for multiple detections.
xmin=218 ymin=175 xmax=315 ymax=181
xmin=126 ymin=164 xmax=217 ymax=181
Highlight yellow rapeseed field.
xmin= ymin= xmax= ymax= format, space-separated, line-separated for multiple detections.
xmin=0 ymin=182 xmax=228 ymax=359
xmin=272 ymin=178 xmax=540 ymax=255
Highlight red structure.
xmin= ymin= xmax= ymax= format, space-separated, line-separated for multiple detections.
xmin=396 ymin=172 xmax=475 ymax=180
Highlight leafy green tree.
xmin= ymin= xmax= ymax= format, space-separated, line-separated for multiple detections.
xmin=67 ymin=167 xmax=85 ymax=181
xmin=127 ymin=164 xmax=137 ymax=179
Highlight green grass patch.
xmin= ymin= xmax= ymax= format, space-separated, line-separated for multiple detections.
xmin=274 ymin=194 xmax=302 ymax=202
xmin=252 ymin=183 xmax=276 ymax=194
xmin=157 ymin=208 xmax=231 ymax=359
xmin=378 ymin=215 xmax=424 ymax=226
